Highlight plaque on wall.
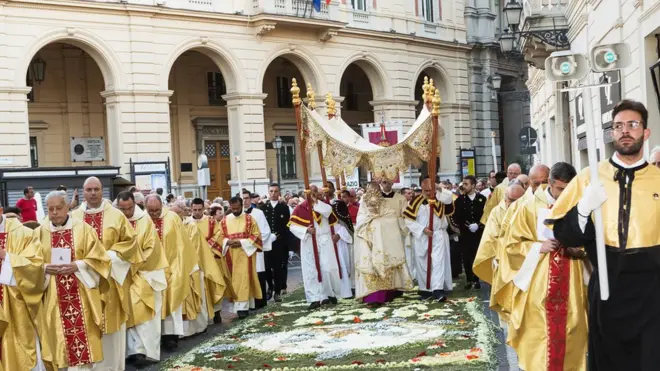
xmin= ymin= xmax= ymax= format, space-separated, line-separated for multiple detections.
xmin=181 ymin=163 xmax=193 ymax=172
xmin=70 ymin=137 xmax=106 ymax=162
xmin=599 ymin=71 xmax=621 ymax=128
xmin=574 ymin=93 xmax=585 ymax=127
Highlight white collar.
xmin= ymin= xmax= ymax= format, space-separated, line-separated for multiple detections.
xmin=612 ymin=153 xmax=646 ymax=169
xmin=467 ymin=192 xmax=476 ymax=200
xmin=129 ymin=205 xmax=145 ymax=222
xmin=545 ymin=187 xmax=556 ymax=205
xmin=270 ymin=200 xmax=278 ymax=206
xmin=50 ymin=215 xmax=73 ymax=232
xmin=0 ymin=215 xmax=5 ymax=233
xmin=81 ymin=200 xmax=106 ymax=214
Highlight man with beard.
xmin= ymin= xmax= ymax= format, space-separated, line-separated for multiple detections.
xmin=547 ymin=100 xmax=660 ymax=370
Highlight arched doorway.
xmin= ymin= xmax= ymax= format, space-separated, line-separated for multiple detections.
xmin=262 ymin=56 xmax=309 ymax=188
xmin=168 ymin=50 xmax=233 ymax=200
xmin=339 ymin=63 xmax=374 ymax=129
xmin=26 ymin=43 xmax=109 ymax=168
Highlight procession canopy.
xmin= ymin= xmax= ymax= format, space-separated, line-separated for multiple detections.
xmin=299 ymin=77 xmax=444 ymax=181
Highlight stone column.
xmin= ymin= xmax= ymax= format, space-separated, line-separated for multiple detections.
xmin=369 ymin=99 xmax=418 ymax=130
xmin=223 ymin=93 xmax=270 ymax=196
xmin=0 ymin=87 xmax=31 ymax=167
xmin=101 ymin=90 xmax=173 ymax=178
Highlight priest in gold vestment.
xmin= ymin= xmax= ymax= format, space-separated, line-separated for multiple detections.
xmin=503 ymin=163 xmax=588 ymax=371
xmin=354 ymin=183 xmax=412 ymax=304
xmin=38 ymin=190 xmax=111 ymax=370
xmin=72 ymin=177 xmax=138 ymax=371
xmin=144 ymin=195 xmax=197 ymax=350
xmin=480 ymin=163 xmax=520 ymax=224
xmin=0 ymin=201 xmax=47 ymax=371
xmin=116 ymin=192 xmax=169 ymax=365
xmin=221 ymin=197 xmax=262 ymax=319
xmin=171 ymin=201 xmax=226 ymax=336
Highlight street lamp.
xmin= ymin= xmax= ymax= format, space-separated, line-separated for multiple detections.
xmin=499 ymin=30 xmax=516 ymax=53
xmin=487 ymin=73 xmax=502 ymax=99
xmin=272 ymin=136 xmax=283 ymax=184
xmin=30 ymin=56 xmax=46 ymax=84
xmin=503 ymin=0 xmax=523 ymax=31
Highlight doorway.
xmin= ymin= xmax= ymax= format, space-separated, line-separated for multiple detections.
xmin=204 ymin=141 xmax=231 ymax=200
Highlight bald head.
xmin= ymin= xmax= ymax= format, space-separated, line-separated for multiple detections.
xmin=505 ymin=184 xmax=525 ymax=208
xmin=169 ymin=201 xmax=185 ymax=220
xmin=421 ymin=178 xmax=433 ymax=198
xmin=145 ymin=194 xmax=163 ymax=220
xmin=528 ymin=164 xmax=550 ymax=192
xmin=82 ymin=176 xmax=103 ymax=208
xmin=516 ymin=174 xmax=529 ymax=190
xmin=507 ymin=163 xmax=522 ymax=180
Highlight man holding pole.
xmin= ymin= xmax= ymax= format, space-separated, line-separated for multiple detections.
xmin=547 ymin=100 xmax=660 ymax=370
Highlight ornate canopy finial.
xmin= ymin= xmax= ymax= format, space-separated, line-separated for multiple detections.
xmin=422 ymin=76 xmax=429 ymax=104
xmin=291 ymin=78 xmax=301 ymax=105
xmin=325 ymin=92 xmax=336 ymax=117
xmin=428 ymin=78 xmax=436 ymax=103
xmin=306 ymin=83 xmax=316 ymax=110
xmin=432 ymin=89 xmax=441 ymax=116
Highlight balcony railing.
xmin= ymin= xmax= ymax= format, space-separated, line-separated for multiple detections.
xmin=254 ymin=0 xmax=332 ymax=20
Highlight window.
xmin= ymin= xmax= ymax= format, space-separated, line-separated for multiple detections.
xmin=280 ymin=136 xmax=297 ymax=180
xmin=422 ymin=0 xmax=434 ymax=22
xmin=27 ymin=75 xmax=34 ymax=102
xmin=207 ymin=72 xmax=227 ymax=106
xmin=29 ymin=136 xmax=38 ymax=168
xmin=345 ymin=82 xmax=358 ymax=111
xmin=276 ymin=76 xmax=293 ymax=108
xmin=351 ymin=0 xmax=367 ymax=11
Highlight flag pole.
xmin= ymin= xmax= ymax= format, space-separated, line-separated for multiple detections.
xmin=580 ymin=85 xmax=610 ymax=300
xmin=291 ymin=78 xmax=323 ymax=283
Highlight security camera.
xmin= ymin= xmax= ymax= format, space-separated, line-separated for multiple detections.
xmin=544 ymin=51 xmax=589 ymax=82
xmin=590 ymin=43 xmax=631 ymax=72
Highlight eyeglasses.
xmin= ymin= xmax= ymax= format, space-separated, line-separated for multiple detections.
xmin=612 ymin=120 xmax=643 ymax=131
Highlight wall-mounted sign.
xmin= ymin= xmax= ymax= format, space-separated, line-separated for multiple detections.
xmin=344 ymin=168 xmax=360 ymax=189
xmin=459 ymin=149 xmax=476 ymax=177
xmin=600 ymin=71 xmax=621 ymax=129
xmin=575 ymin=93 xmax=585 ymax=127
xmin=134 ymin=163 xmax=166 ymax=173
xmin=70 ymin=137 xmax=105 ymax=162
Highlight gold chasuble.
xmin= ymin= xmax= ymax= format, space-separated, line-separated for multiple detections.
xmin=0 ymin=309 xmax=6 ymax=371
xmin=73 ymin=200 xmax=138 ymax=334
xmin=153 ymin=208 xmax=197 ymax=319
xmin=199 ymin=216 xmax=235 ymax=300
xmin=472 ymin=199 xmax=507 ymax=285
xmin=127 ymin=206 xmax=168 ymax=327
xmin=188 ymin=217 xmax=226 ymax=317
xmin=220 ymin=213 xmax=262 ymax=304
xmin=480 ymin=179 xmax=508 ymax=225
xmin=0 ymin=217 xmax=45 ymax=371
xmin=37 ymin=218 xmax=110 ymax=369
xmin=503 ymin=186 xmax=588 ymax=371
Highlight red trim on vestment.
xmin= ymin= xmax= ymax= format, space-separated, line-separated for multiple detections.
xmin=83 ymin=212 xmax=104 ymax=240
xmin=206 ymin=219 xmax=222 ymax=254
xmin=0 ymin=232 xmax=6 ymax=361
xmin=153 ymin=218 xmax=164 ymax=242
xmin=546 ymin=248 xmax=570 ymax=370
xmin=129 ymin=220 xmax=137 ymax=229
xmin=51 ymin=229 xmax=93 ymax=367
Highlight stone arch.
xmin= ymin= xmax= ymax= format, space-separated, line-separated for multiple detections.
xmin=257 ymin=45 xmax=327 ymax=93
xmin=161 ymin=37 xmax=246 ymax=92
xmin=411 ymin=60 xmax=456 ymax=103
xmin=16 ymin=27 xmax=125 ymax=90
xmin=335 ymin=52 xmax=391 ymax=100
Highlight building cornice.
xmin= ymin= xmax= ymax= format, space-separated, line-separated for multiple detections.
xmin=221 ymin=92 xmax=268 ymax=101
xmin=0 ymin=86 xmax=32 ymax=94
xmin=640 ymin=0 xmax=660 ymax=21
xmin=100 ymin=89 xmax=173 ymax=97
xmin=369 ymin=99 xmax=418 ymax=107
xmin=337 ymin=28 xmax=472 ymax=52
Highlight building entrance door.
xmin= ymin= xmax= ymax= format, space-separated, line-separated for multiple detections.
xmin=204 ymin=141 xmax=231 ymax=200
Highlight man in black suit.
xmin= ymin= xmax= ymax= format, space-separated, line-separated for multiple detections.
xmin=260 ymin=183 xmax=291 ymax=302
xmin=452 ymin=175 xmax=487 ymax=289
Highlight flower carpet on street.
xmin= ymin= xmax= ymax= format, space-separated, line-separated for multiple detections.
xmin=165 ymin=282 xmax=497 ymax=371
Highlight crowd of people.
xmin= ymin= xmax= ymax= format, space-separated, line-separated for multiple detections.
xmin=0 ymin=99 xmax=657 ymax=371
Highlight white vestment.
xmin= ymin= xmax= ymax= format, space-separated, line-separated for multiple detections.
xmin=289 ymin=201 xmax=341 ymax=303
xmin=406 ymin=204 xmax=453 ymax=292
xmin=249 ymin=208 xmax=274 ymax=274
xmin=334 ymin=223 xmax=354 ymax=298
xmin=162 ymin=305 xmax=183 ymax=336
xmin=404 ymin=233 xmax=416 ymax=279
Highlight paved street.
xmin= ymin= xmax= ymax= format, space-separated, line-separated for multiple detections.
xmin=128 ymin=264 xmax=519 ymax=371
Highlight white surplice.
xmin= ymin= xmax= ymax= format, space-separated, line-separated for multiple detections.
xmin=333 ymin=223 xmax=354 ymax=299
xmin=248 ymin=207 xmax=274 ymax=274
xmin=289 ymin=201 xmax=341 ymax=303
xmin=126 ymin=206 xmax=168 ymax=361
xmin=406 ymin=204 xmax=453 ymax=292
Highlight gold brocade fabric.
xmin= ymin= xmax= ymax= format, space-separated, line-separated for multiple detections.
xmin=36 ymin=219 xmax=110 ymax=369
xmin=0 ymin=218 xmax=46 ymax=371
xmin=127 ymin=212 xmax=169 ymax=327
xmin=547 ymin=161 xmax=660 ymax=249
xmin=480 ymin=179 xmax=509 ymax=225
xmin=73 ymin=201 xmax=138 ymax=334
xmin=222 ymin=215 xmax=262 ymax=303
xmin=197 ymin=217 xmax=235 ymax=300
xmin=502 ymin=186 xmax=588 ymax=371
xmin=0 ymin=307 xmax=6 ymax=371
xmin=159 ymin=209 xmax=198 ymax=319
xmin=472 ymin=200 xmax=507 ymax=285
xmin=186 ymin=219 xmax=226 ymax=316
xmin=354 ymin=190 xmax=412 ymax=299
xmin=300 ymin=105 xmax=442 ymax=181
